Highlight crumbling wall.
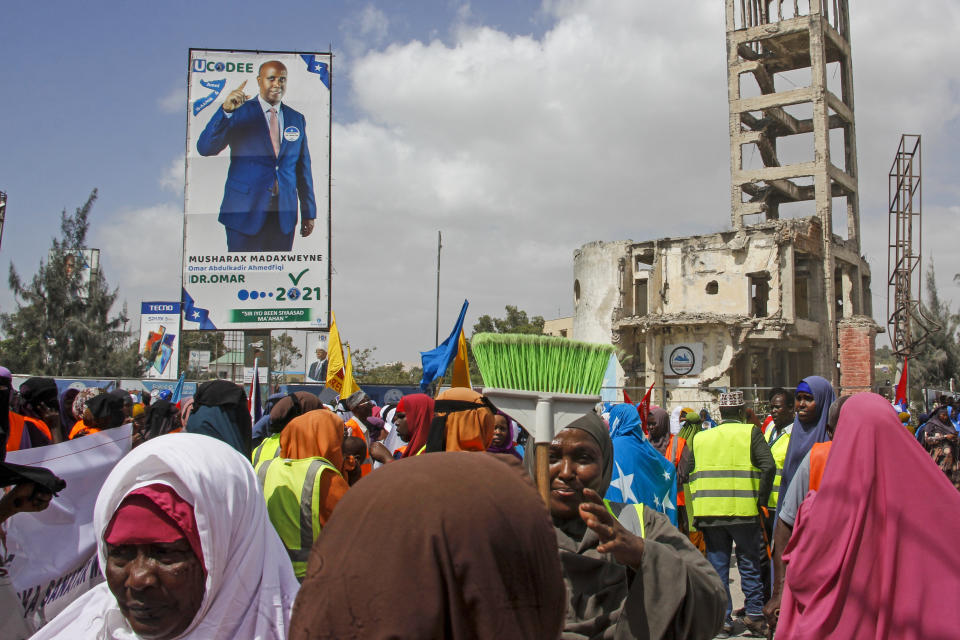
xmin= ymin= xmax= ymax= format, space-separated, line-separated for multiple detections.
xmin=648 ymin=229 xmax=782 ymax=319
xmin=573 ymin=241 xmax=631 ymax=345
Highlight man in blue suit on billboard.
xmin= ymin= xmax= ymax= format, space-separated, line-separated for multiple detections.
xmin=197 ymin=60 xmax=316 ymax=252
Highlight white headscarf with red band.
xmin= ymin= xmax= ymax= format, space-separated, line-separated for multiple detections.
xmin=32 ymin=434 xmax=299 ymax=640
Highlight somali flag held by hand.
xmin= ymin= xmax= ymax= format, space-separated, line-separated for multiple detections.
xmin=419 ymin=300 xmax=469 ymax=392
xmin=604 ymin=404 xmax=678 ymax=525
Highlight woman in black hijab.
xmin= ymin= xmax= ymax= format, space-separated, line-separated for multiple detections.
xmin=185 ymin=380 xmax=252 ymax=456
xmin=547 ymin=412 xmax=725 ymax=639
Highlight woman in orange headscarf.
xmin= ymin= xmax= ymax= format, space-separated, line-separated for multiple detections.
xmin=426 ymin=388 xmax=495 ymax=453
xmin=275 ymin=409 xmax=352 ymax=527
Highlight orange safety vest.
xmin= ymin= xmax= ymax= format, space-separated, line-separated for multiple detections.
xmin=809 ymin=441 xmax=833 ymax=492
xmin=69 ymin=419 xmax=101 ymax=440
xmin=665 ymin=435 xmax=687 ymax=506
xmin=6 ymin=412 xmax=52 ymax=452
xmin=68 ymin=419 xmax=86 ymax=440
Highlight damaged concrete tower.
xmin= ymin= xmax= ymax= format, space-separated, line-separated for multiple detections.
xmin=573 ymin=0 xmax=879 ymax=405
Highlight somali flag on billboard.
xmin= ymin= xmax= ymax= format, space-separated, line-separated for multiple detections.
xmin=419 ymin=300 xmax=469 ymax=392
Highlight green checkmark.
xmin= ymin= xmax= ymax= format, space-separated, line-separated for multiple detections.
xmin=288 ymin=269 xmax=309 ymax=286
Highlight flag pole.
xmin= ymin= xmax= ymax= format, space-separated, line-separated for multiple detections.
xmin=435 ymin=230 xmax=442 ymax=347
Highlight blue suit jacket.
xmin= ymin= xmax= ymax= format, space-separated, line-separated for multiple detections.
xmin=197 ymin=99 xmax=316 ymax=236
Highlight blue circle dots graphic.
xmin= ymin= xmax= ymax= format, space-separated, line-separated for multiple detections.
xmin=260 ymin=291 xmax=267 ymax=298
xmin=238 ymin=289 xmax=249 ymax=301
xmin=269 ymin=291 xmax=274 ymax=297
xmin=250 ymin=291 xmax=259 ymax=300
xmin=287 ymin=288 xmax=301 ymax=300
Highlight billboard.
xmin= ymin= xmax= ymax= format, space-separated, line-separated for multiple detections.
xmin=139 ymin=302 xmax=181 ymax=379
xmin=183 ymin=49 xmax=331 ymax=330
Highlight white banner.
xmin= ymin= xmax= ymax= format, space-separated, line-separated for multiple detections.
xmin=183 ymin=49 xmax=331 ymax=330
xmin=139 ymin=301 xmax=181 ymax=379
xmin=2 ymin=426 xmax=131 ymax=632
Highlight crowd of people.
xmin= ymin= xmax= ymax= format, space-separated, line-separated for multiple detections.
xmin=3 ymin=365 xmax=960 ymax=639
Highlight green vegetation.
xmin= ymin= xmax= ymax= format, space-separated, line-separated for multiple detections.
xmin=0 ymin=190 xmax=142 ymax=377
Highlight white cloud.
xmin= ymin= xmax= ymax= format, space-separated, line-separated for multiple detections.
xmin=340 ymin=5 xmax=391 ymax=59
xmin=160 ymin=154 xmax=185 ymax=194
xmin=322 ymin=0 xmax=960 ymax=362
xmin=158 ymin=85 xmax=187 ymax=114
xmin=92 ymin=203 xmax=183 ymax=318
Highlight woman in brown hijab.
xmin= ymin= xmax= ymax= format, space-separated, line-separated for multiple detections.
xmin=290 ymin=452 xmax=565 ymax=640
xmin=549 ymin=412 xmax=725 ymax=639
xmin=646 ymin=407 xmax=672 ymax=455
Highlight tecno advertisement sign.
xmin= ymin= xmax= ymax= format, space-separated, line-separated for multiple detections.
xmin=139 ymin=302 xmax=181 ymax=379
xmin=663 ymin=343 xmax=704 ymax=378
xmin=182 ymin=49 xmax=332 ymax=331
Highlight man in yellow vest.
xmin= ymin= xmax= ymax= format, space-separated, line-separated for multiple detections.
xmin=764 ymin=388 xmax=794 ymax=511
xmin=685 ymin=391 xmax=775 ymax=638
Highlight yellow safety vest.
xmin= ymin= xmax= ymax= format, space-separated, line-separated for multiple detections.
xmin=767 ymin=429 xmax=791 ymax=508
xmin=602 ymin=499 xmax=646 ymax=538
xmin=255 ymin=456 xmax=341 ymax=579
xmin=251 ymin=433 xmax=282 ymax=466
xmin=689 ymin=422 xmax=760 ymax=518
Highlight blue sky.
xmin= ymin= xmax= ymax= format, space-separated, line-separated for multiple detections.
xmin=2 ymin=1 xmax=959 ymax=365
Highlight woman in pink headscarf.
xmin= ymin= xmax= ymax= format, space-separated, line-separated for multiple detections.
xmin=775 ymin=392 xmax=960 ymax=639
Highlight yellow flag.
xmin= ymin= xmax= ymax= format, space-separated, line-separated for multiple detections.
xmin=325 ymin=311 xmax=345 ymax=394
xmin=342 ymin=344 xmax=361 ymax=398
xmin=450 ymin=329 xmax=472 ymax=388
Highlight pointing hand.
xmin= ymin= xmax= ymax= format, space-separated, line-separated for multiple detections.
xmin=222 ymin=80 xmax=251 ymax=113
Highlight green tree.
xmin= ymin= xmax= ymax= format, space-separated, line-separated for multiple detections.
xmin=0 ymin=190 xmax=143 ymax=377
xmin=271 ymin=332 xmax=302 ymax=383
xmin=909 ymin=264 xmax=958 ymax=393
xmin=472 ymin=305 xmax=545 ymax=335
xmin=350 ymin=345 xmax=423 ymax=385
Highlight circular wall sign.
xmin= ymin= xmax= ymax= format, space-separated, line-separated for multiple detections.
xmin=668 ymin=346 xmax=696 ymax=376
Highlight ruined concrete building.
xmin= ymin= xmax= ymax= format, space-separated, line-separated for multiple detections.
xmin=573 ymin=0 xmax=880 ymax=403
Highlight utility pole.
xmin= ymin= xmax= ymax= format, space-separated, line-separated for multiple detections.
xmin=435 ymin=230 xmax=442 ymax=347
xmin=0 ymin=191 xmax=7 ymax=251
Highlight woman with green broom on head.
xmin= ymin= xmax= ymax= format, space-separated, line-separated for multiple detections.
xmin=548 ymin=411 xmax=726 ymax=639
xmin=472 ymin=331 xmax=725 ymax=638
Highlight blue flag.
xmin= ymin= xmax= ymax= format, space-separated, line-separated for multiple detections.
xmin=170 ymin=371 xmax=186 ymax=404
xmin=604 ymin=404 xmax=678 ymax=525
xmin=300 ymin=54 xmax=330 ymax=89
xmin=419 ymin=300 xmax=469 ymax=392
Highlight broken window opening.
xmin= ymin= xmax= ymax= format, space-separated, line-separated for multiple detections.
xmin=749 ymin=273 xmax=771 ymax=318
xmin=634 ymin=280 xmax=648 ymax=317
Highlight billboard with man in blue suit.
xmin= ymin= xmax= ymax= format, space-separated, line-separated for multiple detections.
xmin=183 ymin=49 xmax=331 ymax=331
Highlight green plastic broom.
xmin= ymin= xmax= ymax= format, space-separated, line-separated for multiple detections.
xmin=472 ymin=333 xmax=614 ymax=505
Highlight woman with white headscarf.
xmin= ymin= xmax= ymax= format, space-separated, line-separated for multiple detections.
xmin=32 ymin=433 xmax=299 ymax=640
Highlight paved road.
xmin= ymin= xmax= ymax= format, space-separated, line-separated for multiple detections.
xmin=723 ymin=552 xmax=767 ymax=638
